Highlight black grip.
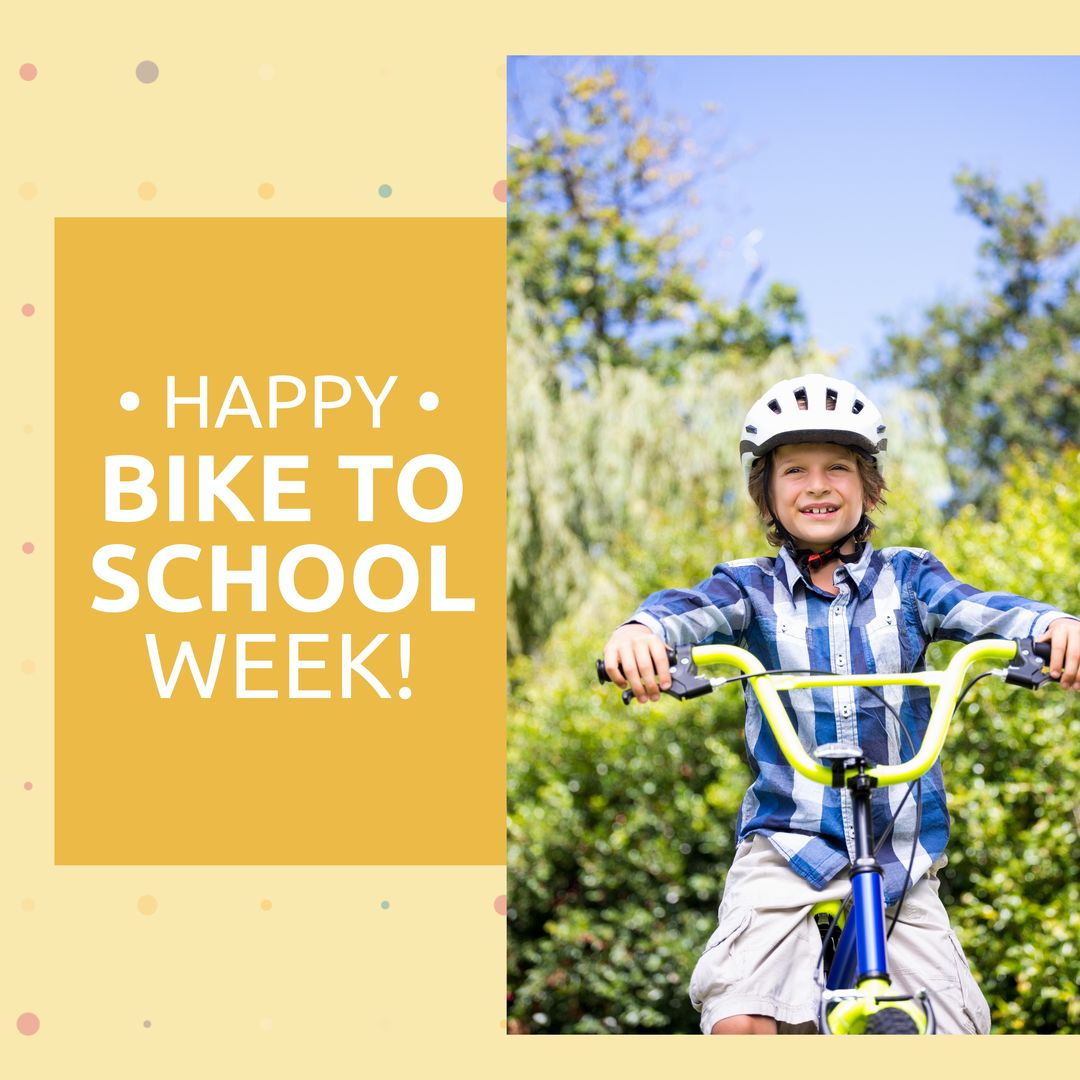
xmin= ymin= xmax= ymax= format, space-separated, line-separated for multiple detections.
xmin=596 ymin=649 xmax=677 ymax=685
xmin=1032 ymin=640 xmax=1053 ymax=664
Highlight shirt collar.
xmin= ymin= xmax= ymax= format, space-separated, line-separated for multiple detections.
xmin=776 ymin=540 xmax=879 ymax=600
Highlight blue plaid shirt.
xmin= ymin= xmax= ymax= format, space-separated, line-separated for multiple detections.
xmin=629 ymin=543 xmax=1074 ymax=906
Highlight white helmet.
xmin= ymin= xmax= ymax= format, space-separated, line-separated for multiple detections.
xmin=740 ymin=373 xmax=887 ymax=476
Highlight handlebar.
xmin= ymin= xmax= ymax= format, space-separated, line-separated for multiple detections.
xmin=596 ymin=638 xmax=1054 ymax=788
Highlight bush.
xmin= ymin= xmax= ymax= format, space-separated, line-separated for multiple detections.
xmin=507 ymin=449 xmax=1080 ymax=1033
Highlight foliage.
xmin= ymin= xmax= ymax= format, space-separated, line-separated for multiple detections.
xmin=933 ymin=450 xmax=1080 ymax=1032
xmin=874 ymin=171 xmax=1080 ymax=511
xmin=508 ymin=61 xmax=808 ymax=383
xmin=508 ymin=449 xmax=1080 ymax=1034
xmin=506 ymin=278 xmax=821 ymax=655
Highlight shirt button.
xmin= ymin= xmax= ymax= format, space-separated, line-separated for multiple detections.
xmin=842 ymin=706 xmax=850 ymax=717
xmin=837 ymin=654 xmax=845 ymax=666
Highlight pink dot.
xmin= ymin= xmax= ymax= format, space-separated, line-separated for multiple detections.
xmin=493 ymin=180 xmax=507 ymax=203
xmin=494 ymin=894 xmax=507 ymax=916
xmin=17 ymin=1012 xmax=40 ymax=1035
xmin=22 ymin=542 xmax=35 ymax=554
xmin=22 ymin=303 xmax=35 ymax=317
xmin=20 ymin=64 xmax=38 ymax=82
xmin=24 ymin=781 xmax=33 ymax=791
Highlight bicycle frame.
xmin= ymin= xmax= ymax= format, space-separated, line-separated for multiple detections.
xmin=604 ymin=636 xmax=1053 ymax=1034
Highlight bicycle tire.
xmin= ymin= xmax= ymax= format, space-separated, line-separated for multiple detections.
xmin=863 ymin=1008 xmax=920 ymax=1034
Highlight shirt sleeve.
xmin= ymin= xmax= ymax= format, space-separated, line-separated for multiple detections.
xmin=911 ymin=550 xmax=1079 ymax=643
xmin=624 ymin=567 xmax=751 ymax=646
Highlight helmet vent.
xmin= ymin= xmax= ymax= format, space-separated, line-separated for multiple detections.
xmin=793 ymin=386 xmax=808 ymax=409
xmin=852 ymin=399 xmax=865 ymax=414
xmin=877 ymin=424 xmax=886 ymax=434
xmin=745 ymin=424 xmax=758 ymax=434
xmin=767 ymin=399 xmax=781 ymax=414
xmin=825 ymin=388 xmax=838 ymax=411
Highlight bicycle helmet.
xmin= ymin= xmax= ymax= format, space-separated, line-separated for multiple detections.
xmin=740 ymin=373 xmax=887 ymax=477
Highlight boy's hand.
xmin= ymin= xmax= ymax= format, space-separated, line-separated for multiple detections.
xmin=603 ymin=623 xmax=672 ymax=703
xmin=1036 ymin=618 xmax=1080 ymax=690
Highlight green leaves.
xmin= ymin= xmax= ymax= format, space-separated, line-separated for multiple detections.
xmin=874 ymin=171 xmax=1080 ymax=512
xmin=509 ymin=60 xmax=809 ymax=382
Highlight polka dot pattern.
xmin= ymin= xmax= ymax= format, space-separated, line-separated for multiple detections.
xmin=12 ymin=41 xmax=513 ymax=1061
xmin=494 ymin=895 xmax=507 ymax=916
xmin=493 ymin=180 xmax=507 ymax=203
xmin=17 ymin=1012 xmax=40 ymax=1036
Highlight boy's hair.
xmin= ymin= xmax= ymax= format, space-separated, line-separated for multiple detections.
xmin=747 ymin=446 xmax=888 ymax=549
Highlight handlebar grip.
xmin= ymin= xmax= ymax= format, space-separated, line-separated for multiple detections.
xmin=1032 ymin=640 xmax=1053 ymax=664
xmin=596 ymin=648 xmax=678 ymax=685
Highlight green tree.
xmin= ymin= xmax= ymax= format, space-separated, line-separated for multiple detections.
xmin=874 ymin=171 xmax=1080 ymax=509
xmin=509 ymin=61 xmax=807 ymax=385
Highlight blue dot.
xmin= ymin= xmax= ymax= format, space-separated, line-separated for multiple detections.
xmin=380 ymin=900 xmax=390 ymax=909
xmin=378 ymin=184 xmax=392 ymax=199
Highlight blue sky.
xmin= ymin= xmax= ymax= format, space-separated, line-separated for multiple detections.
xmin=509 ymin=56 xmax=1080 ymax=379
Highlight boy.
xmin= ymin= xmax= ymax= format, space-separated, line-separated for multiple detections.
xmin=602 ymin=373 xmax=1080 ymax=1034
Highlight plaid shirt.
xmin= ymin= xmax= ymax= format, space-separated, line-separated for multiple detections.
xmin=629 ymin=542 xmax=1073 ymax=906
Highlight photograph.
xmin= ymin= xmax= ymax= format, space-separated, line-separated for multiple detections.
xmin=506 ymin=55 xmax=1080 ymax=1035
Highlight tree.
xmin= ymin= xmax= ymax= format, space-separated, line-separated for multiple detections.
xmin=873 ymin=171 xmax=1080 ymax=510
xmin=509 ymin=60 xmax=807 ymax=385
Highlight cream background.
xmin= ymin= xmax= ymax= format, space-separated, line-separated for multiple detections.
xmin=4 ymin=1 xmax=1077 ymax=1074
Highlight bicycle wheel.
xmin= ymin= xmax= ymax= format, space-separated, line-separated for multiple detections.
xmin=864 ymin=1007 xmax=920 ymax=1034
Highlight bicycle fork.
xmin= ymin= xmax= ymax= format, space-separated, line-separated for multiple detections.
xmin=814 ymin=757 xmax=935 ymax=1034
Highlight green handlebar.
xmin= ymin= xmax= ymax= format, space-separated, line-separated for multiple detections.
xmin=687 ymin=638 xmax=1021 ymax=787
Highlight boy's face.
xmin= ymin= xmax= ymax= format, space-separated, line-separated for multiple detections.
xmin=769 ymin=442 xmax=867 ymax=555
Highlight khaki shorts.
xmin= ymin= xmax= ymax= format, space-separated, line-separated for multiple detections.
xmin=689 ymin=835 xmax=992 ymax=1035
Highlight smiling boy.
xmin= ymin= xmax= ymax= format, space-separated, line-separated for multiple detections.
xmin=602 ymin=373 xmax=1080 ymax=1034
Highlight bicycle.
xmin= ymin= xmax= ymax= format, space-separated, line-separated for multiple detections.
xmin=597 ymin=635 xmax=1057 ymax=1034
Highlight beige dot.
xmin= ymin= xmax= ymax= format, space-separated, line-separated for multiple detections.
xmin=260 ymin=1017 xmax=273 ymax=1032
xmin=260 ymin=899 xmax=272 ymax=911
xmin=21 ymin=898 xmax=36 ymax=913
xmin=24 ymin=424 xmax=33 ymax=433
xmin=138 ymin=182 xmax=157 ymax=201
xmin=258 ymin=64 xmax=276 ymax=81
xmin=19 ymin=182 xmax=38 ymax=200
xmin=137 ymin=895 xmax=158 ymax=915
xmin=21 ymin=659 xmax=36 ymax=674
xmin=258 ymin=183 xmax=275 ymax=200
